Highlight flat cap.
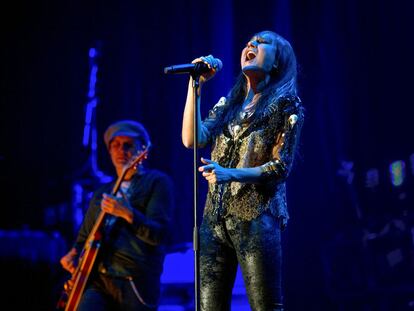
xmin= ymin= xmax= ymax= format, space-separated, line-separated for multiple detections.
xmin=103 ymin=120 xmax=151 ymax=149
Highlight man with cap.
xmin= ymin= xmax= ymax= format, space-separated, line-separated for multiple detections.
xmin=60 ymin=120 xmax=174 ymax=310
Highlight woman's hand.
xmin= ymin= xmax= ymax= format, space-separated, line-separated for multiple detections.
xmin=101 ymin=193 xmax=133 ymax=224
xmin=192 ymin=55 xmax=220 ymax=84
xmin=198 ymin=157 xmax=233 ymax=184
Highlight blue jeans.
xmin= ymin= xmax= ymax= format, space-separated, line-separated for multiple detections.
xmin=200 ymin=211 xmax=284 ymax=311
xmin=78 ymin=273 xmax=158 ymax=311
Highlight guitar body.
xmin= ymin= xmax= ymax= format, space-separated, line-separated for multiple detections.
xmin=57 ymin=225 xmax=104 ymax=311
xmin=64 ymin=230 xmax=103 ymax=310
xmin=56 ymin=148 xmax=149 ymax=311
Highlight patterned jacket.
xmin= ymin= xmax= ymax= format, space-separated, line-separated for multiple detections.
xmin=202 ymin=95 xmax=304 ymax=229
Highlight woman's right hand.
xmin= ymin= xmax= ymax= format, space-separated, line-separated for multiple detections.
xmin=192 ymin=54 xmax=220 ymax=84
xmin=60 ymin=247 xmax=78 ymax=274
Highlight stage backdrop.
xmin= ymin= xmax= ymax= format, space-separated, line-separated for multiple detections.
xmin=1 ymin=0 xmax=413 ymax=310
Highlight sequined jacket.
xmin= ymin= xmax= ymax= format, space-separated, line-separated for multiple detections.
xmin=202 ymin=95 xmax=304 ymax=228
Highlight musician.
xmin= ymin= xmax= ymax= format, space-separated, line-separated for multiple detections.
xmin=181 ymin=31 xmax=304 ymax=310
xmin=60 ymin=120 xmax=174 ymax=310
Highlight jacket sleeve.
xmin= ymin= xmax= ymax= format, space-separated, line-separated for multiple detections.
xmin=260 ymin=96 xmax=305 ymax=181
xmin=202 ymin=96 xmax=228 ymax=144
xmin=129 ymin=174 xmax=174 ymax=246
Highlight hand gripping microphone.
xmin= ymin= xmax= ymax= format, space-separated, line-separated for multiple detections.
xmin=164 ymin=58 xmax=223 ymax=75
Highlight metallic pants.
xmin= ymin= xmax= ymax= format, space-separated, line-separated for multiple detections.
xmin=200 ymin=211 xmax=283 ymax=311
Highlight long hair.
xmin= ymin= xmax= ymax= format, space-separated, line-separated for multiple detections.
xmin=210 ymin=31 xmax=298 ymax=136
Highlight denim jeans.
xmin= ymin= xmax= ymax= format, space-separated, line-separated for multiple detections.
xmin=200 ymin=211 xmax=283 ymax=311
xmin=78 ymin=272 xmax=157 ymax=311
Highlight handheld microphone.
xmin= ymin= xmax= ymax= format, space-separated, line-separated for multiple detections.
xmin=164 ymin=58 xmax=223 ymax=75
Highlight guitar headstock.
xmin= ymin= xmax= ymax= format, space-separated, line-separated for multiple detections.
xmin=123 ymin=144 xmax=151 ymax=173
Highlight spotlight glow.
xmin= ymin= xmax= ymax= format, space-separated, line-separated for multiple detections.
xmin=389 ymin=160 xmax=405 ymax=187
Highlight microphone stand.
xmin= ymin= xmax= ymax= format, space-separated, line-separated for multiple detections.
xmin=190 ymin=73 xmax=201 ymax=311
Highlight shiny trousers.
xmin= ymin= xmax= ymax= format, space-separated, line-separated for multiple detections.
xmin=200 ymin=211 xmax=284 ymax=311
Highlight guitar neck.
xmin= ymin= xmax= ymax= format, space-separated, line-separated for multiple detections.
xmin=83 ymin=167 xmax=127 ymax=247
xmin=111 ymin=167 xmax=128 ymax=196
xmin=80 ymin=147 xmax=149 ymax=259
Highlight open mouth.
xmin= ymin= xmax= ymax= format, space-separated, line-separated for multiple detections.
xmin=246 ymin=50 xmax=256 ymax=61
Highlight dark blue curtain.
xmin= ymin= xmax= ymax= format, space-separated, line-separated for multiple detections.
xmin=1 ymin=0 xmax=413 ymax=309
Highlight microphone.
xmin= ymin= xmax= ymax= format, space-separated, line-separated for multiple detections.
xmin=164 ymin=58 xmax=223 ymax=75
